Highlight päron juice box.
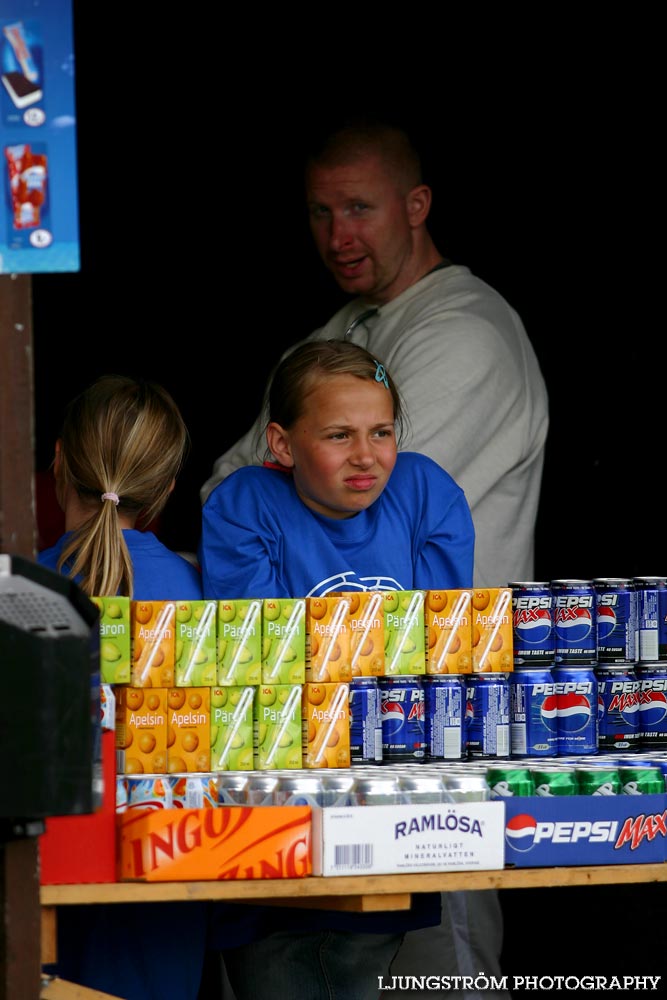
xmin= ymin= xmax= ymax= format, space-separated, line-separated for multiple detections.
xmin=210 ymin=686 xmax=255 ymax=771
xmin=254 ymin=684 xmax=302 ymax=770
xmin=174 ymin=600 xmax=217 ymax=687
xmin=383 ymin=590 xmax=426 ymax=676
xmin=261 ymin=598 xmax=306 ymax=685
xmin=217 ymin=599 xmax=262 ymax=686
xmin=92 ymin=596 xmax=131 ymax=685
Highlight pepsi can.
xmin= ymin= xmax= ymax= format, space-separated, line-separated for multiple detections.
xmin=509 ymin=666 xmax=558 ymax=758
xmin=378 ymin=676 xmax=425 ymax=763
xmin=595 ymin=664 xmax=640 ymax=753
xmin=634 ymin=577 xmax=667 ymax=663
xmin=509 ymin=582 xmax=554 ymax=664
xmin=552 ymin=665 xmax=598 ymax=755
xmin=349 ymin=677 xmax=383 ymax=765
xmin=466 ymin=673 xmax=510 ymax=759
xmin=423 ymin=675 xmax=465 ymax=761
xmin=636 ymin=665 xmax=667 ymax=748
xmin=552 ymin=580 xmax=596 ymax=663
xmin=593 ymin=578 xmax=636 ymax=663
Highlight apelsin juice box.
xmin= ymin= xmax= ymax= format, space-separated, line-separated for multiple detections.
xmin=254 ymin=683 xmax=302 ymax=770
xmin=210 ymin=685 xmax=255 ymax=771
xmin=471 ymin=588 xmax=514 ymax=673
xmin=92 ymin=595 xmax=131 ymax=685
xmin=115 ymin=686 xmax=168 ymax=775
xmin=261 ymin=598 xmax=306 ymax=685
xmin=166 ymin=687 xmax=211 ymax=773
xmin=217 ymin=599 xmax=262 ymax=686
xmin=302 ymin=682 xmax=351 ymax=769
xmin=131 ymin=600 xmax=176 ymax=688
xmin=174 ymin=599 xmax=217 ymax=687
xmin=383 ymin=590 xmax=426 ymax=676
xmin=425 ymin=589 xmax=473 ymax=674
xmin=305 ymin=595 xmax=352 ymax=682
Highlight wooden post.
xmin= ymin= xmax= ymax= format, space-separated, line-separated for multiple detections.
xmin=0 ymin=271 xmax=41 ymax=1000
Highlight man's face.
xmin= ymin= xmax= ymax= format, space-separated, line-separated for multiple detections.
xmin=306 ymin=154 xmax=417 ymax=305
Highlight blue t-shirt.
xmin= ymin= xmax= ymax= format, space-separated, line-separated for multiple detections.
xmin=199 ymin=452 xmax=474 ymax=599
xmin=201 ymin=452 xmax=474 ymax=939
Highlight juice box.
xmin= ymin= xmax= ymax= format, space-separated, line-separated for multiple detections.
xmin=174 ymin=599 xmax=217 ymax=687
xmin=471 ymin=588 xmax=514 ymax=673
xmin=210 ymin=685 xmax=255 ymax=771
xmin=302 ymin=682 xmax=351 ymax=769
xmin=331 ymin=591 xmax=385 ymax=677
xmin=115 ymin=686 xmax=168 ymax=775
xmin=92 ymin=595 xmax=131 ymax=685
xmin=383 ymin=590 xmax=426 ymax=676
xmin=217 ymin=599 xmax=262 ymax=686
xmin=306 ymin=595 xmax=352 ymax=682
xmin=254 ymin=684 xmax=302 ymax=770
xmin=261 ymin=598 xmax=306 ymax=685
xmin=425 ymin=589 xmax=473 ymax=674
xmin=131 ymin=600 xmax=176 ymax=688
xmin=166 ymin=687 xmax=211 ymax=773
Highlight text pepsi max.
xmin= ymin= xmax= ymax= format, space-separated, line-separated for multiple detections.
xmin=636 ymin=665 xmax=667 ymax=748
xmin=349 ymin=677 xmax=383 ymax=765
xmin=634 ymin=577 xmax=667 ymax=663
xmin=552 ymin=579 xmax=596 ymax=663
xmin=509 ymin=667 xmax=558 ymax=758
xmin=509 ymin=582 xmax=555 ymax=664
xmin=552 ymin=665 xmax=598 ymax=755
xmin=595 ymin=664 xmax=640 ymax=752
xmin=378 ymin=676 xmax=425 ymax=763
xmin=423 ymin=675 xmax=465 ymax=761
xmin=593 ymin=578 xmax=636 ymax=663
xmin=466 ymin=673 xmax=510 ymax=759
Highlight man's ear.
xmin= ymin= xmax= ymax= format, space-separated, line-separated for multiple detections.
xmin=406 ymin=183 xmax=432 ymax=228
xmin=265 ymin=422 xmax=295 ymax=468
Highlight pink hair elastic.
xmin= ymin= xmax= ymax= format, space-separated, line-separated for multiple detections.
xmin=101 ymin=492 xmax=119 ymax=506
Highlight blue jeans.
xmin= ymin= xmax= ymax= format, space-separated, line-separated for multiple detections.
xmin=221 ymin=929 xmax=404 ymax=1000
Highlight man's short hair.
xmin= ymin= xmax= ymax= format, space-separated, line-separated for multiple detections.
xmin=305 ymin=117 xmax=423 ymax=193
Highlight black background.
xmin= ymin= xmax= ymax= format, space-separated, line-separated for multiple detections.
xmin=31 ymin=8 xmax=665 ymax=580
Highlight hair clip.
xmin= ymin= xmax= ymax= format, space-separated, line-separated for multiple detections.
xmin=374 ymin=361 xmax=389 ymax=389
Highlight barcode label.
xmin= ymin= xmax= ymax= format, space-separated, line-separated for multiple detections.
xmin=497 ymin=724 xmax=510 ymax=756
xmin=334 ymin=843 xmax=374 ymax=869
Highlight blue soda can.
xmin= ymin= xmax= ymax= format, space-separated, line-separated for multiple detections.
xmin=595 ymin=664 xmax=640 ymax=753
xmin=552 ymin=665 xmax=598 ymax=755
xmin=509 ymin=666 xmax=558 ymax=758
xmin=349 ymin=677 xmax=383 ymax=765
xmin=593 ymin=578 xmax=637 ymax=663
xmin=423 ymin=674 xmax=465 ymax=761
xmin=636 ymin=665 xmax=667 ymax=748
xmin=378 ymin=675 xmax=425 ymax=763
xmin=466 ymin=673 xmax=510 ymax=759
xmin=552 ymin=580 xmax=596 ymax=664
xmin=509 ymin=582 xmax=555 ymax=664
xmin=634 ymin=577 xmax=667 ymax=663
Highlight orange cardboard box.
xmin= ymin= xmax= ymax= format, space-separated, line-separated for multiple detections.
xmin=302 ymin=682 xmax=351 ymax=769
xmin=330 ymin=591 xmax=385 ymax=677
xmin=116 ymin=686 xmax=168 ymax=775
xmin=306 ymin=595 xmax=352 ymax=682
xmin=118 ymin=805 xmax=312 ymax=881
xmin=425 ymin=589 xmax=473 ymax=674
xmin=471 ymin=588 xmax=514 ymax=673
xmin=166 ymin=686 xmax=211 ymax=773
xmin=131 ymin=600 xmax=176 ymax=688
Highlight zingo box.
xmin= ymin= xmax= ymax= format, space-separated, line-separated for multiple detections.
xmin=503 ymin=794 xmax=667 ymax=867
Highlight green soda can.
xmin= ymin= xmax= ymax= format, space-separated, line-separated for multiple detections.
xmin=575 ymin=766 xmax=621 ymax=796
xmin=531 ymin=766 xmax=578 ymax=796
xmin=486 ymin=764 xmax=535 ymax=798
xmin=618 ymin=765 xmax=666 ymax=795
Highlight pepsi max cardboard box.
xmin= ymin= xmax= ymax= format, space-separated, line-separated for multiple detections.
xmin=504 ymin=794 xmax=667 ymax=867
xmin=312 ymin=801 xmax=505 ymax=876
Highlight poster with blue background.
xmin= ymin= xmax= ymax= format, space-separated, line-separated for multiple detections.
xmin=0 ymin=1 xmax=78 ymax=272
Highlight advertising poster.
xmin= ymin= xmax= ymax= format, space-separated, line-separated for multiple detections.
xmin=0 ymin=0 xmax=78 ymax=272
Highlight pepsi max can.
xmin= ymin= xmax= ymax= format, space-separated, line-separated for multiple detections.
xmin=593 ymin=578 xmax=637 ymax=663
xmin=509 ymin=667 xmax=558 ymax=758
xmin=509 ymin=582 xmax=554 ymax=664
xmin=552 ymin=665 xmax=598 ymax=755
xmin=423 ymin=675 xmax=465 ymax=761
xmin=595 ymin=664 xmax=640 ymax=752
xmin=378 ymin=676 xmax=425 ymax=763
xmin=466 ymin=673 xmax=510 ymax=759
xmin=349 ymin=677 xmax=383 ymax=765
xmin=634 ymin=577 xmax=667 ymax=663
xmin=636 ymin=665 xmax=667 ymax=748
xmin=552 ymin=580 xmax=596 ymax=663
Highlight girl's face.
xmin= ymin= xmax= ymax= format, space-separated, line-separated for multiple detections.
xmin=268 ymin=374 xmax=397 ymax=520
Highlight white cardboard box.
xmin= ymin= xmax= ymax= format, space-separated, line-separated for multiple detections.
xmin=312 ymin=801 xmax=505 ymax=876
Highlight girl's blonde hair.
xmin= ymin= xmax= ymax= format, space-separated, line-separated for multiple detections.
xmin=55 ymin=375 xmax=189 ymax=597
